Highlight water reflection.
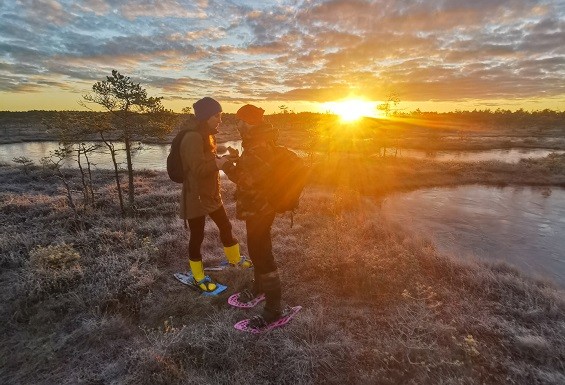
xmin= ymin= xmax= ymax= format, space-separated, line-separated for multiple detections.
xmin=2 ymin=141 xmax=562 ymax=169
xmin=381 ymin=186 xmax=565 ymax=288
xmin=394 ymin=148 xmax=565 ymax=163
xmin=0 ymin=141 xmax=244 ymax=171
xmin=0 ymin=140 xmax=309 ymax=170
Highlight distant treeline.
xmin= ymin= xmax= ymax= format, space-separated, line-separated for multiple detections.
xmin=253 ymin=108 xmax=563 ymax=130
xmin=393 ymin=108 xmax=565 ymax=128
xmin=0 ymin=110 xmax=229 ymax=126
xmin=1 ymin=108 xmax=563 ymax=124
xmin=0 ymin=109 xmax=563 ymax=142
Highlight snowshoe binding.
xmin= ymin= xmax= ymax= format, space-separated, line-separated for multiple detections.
xmin=228 ymin=288 xmax=266 ymax=308
xmin=205 ymin=256 xmax=253 ymax=271
xmin=173 ymin=272 xmax=227 ymax=296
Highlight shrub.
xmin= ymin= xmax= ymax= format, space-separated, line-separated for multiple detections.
xmin=12 ymin=156 xmax=34 ymax=174
xmin=23 ymin=243 xmax=84 ymax=302
xmin=29 ymin=242 xmax=81 ymax=269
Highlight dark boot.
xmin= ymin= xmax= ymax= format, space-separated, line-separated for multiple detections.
xmin=238 ymin=270 xmax=263 ymax=303
xmin=260 ymin=270 xmax=282 ymax=323
xmin=254 ymin=269 xmax=264 ymax=293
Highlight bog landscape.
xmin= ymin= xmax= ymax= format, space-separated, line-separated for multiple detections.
xmin=2 ymin=1 xmax=565 ymax=384
xmin=1 ymin=106 xmax=564 ymax=384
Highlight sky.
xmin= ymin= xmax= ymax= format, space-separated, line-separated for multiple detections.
xmin=0 ymin=0 xmax=564 ymax=115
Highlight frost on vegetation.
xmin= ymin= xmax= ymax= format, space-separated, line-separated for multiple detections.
xmin=23 ymin=243 xmax=84 ymax=300
xmin=30 ymin=243 xmax=81 ymax=270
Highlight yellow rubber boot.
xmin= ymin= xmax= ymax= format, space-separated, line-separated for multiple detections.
xmin=224 ymin=244 xmax=253 ymax=268
xmin=189 ymin=260 xmax=217 ymax=292
xmin=224 ymin=243 xmax=241 ymax=264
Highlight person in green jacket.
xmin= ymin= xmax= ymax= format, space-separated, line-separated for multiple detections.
xmin=180 ymin=97 xmax=252 ymax=294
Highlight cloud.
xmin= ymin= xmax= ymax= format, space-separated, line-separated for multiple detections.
xmin=71 ymin=0 xmax=111 ymax=16
xmin=16 ymin=0 xmax=74 ymax=26
xmin=170 ymin=27 xmax=226 ymax=42
xmin=119 ymin=0 xmax=208 ymax=20
xmin=0 ymin=0 xmax=563 ymax=109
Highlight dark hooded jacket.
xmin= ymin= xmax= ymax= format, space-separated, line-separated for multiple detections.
xmin=222 ymin=123 xmax=278 ymax=219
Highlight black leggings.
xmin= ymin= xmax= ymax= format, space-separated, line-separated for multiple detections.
xmin=246 ymin=212 xmax=277 ymax=275
xmin=187 ymin=206 xmax=237 ymax=261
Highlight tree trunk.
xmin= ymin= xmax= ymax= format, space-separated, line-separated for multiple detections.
xmin=101 ymin=133 xmax=125 ymax=215
xmin=56 ymin=170 xmax=76 ymax=214
xmin=76 ymin=149 xmax=89 ymax=205
xmin=83 ymin=149 xmax=95 ymax=204
xmin=111 ymin=149 xmax=125 ymax=215
xmin=124 ymin=135 xmax=135 ymax=212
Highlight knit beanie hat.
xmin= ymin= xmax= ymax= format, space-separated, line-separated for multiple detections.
xmin=236 ymin=104 xmax=265 ymax=126
xmin=193 ymin=97 xmax=222 ymax=122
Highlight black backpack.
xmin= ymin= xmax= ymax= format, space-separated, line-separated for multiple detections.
xmin=166 ymin=129 xmax=193 ymax=183
xmin=263 ymin=146 xmax=309 ymax=213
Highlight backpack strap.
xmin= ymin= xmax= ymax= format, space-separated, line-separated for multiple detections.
xmin=182 ymin=185 xmax=188 ymax=229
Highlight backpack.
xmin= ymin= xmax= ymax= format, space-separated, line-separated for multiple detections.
xmin=166 ymin=129 xmax=192 ymax=183
xmin=263 ymin=146 xmax=309 ymax=213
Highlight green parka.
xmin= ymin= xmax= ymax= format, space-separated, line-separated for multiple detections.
xmin=179 ymin=125 xmax=223 ymax=219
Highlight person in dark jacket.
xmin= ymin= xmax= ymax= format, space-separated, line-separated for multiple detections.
xmin=222 ymin=104 xmax=291 ymax=329
xmin=180 ymin=97 xmax=252 ymax=294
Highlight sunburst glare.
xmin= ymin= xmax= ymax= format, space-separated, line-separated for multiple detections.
xmin=325 ymin=99 xmax=380 ymax=122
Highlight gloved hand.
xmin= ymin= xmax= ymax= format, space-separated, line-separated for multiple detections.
xmin=227 ymin=146 xmax=240 ymax=158
xmin=225 ymin=146 xmax=240 ymax=163
xmin=215 ymin=155 xmax=232 ymax=170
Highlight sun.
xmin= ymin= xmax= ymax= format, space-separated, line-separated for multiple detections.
xmin=325 ymin=99 xmax=378 ymax=122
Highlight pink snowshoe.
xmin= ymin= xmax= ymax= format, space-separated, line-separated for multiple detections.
xmin=234 ymin=306 xmax=302 ymax=334
xmin=228 ymin=289 xmax=266 ymax=308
